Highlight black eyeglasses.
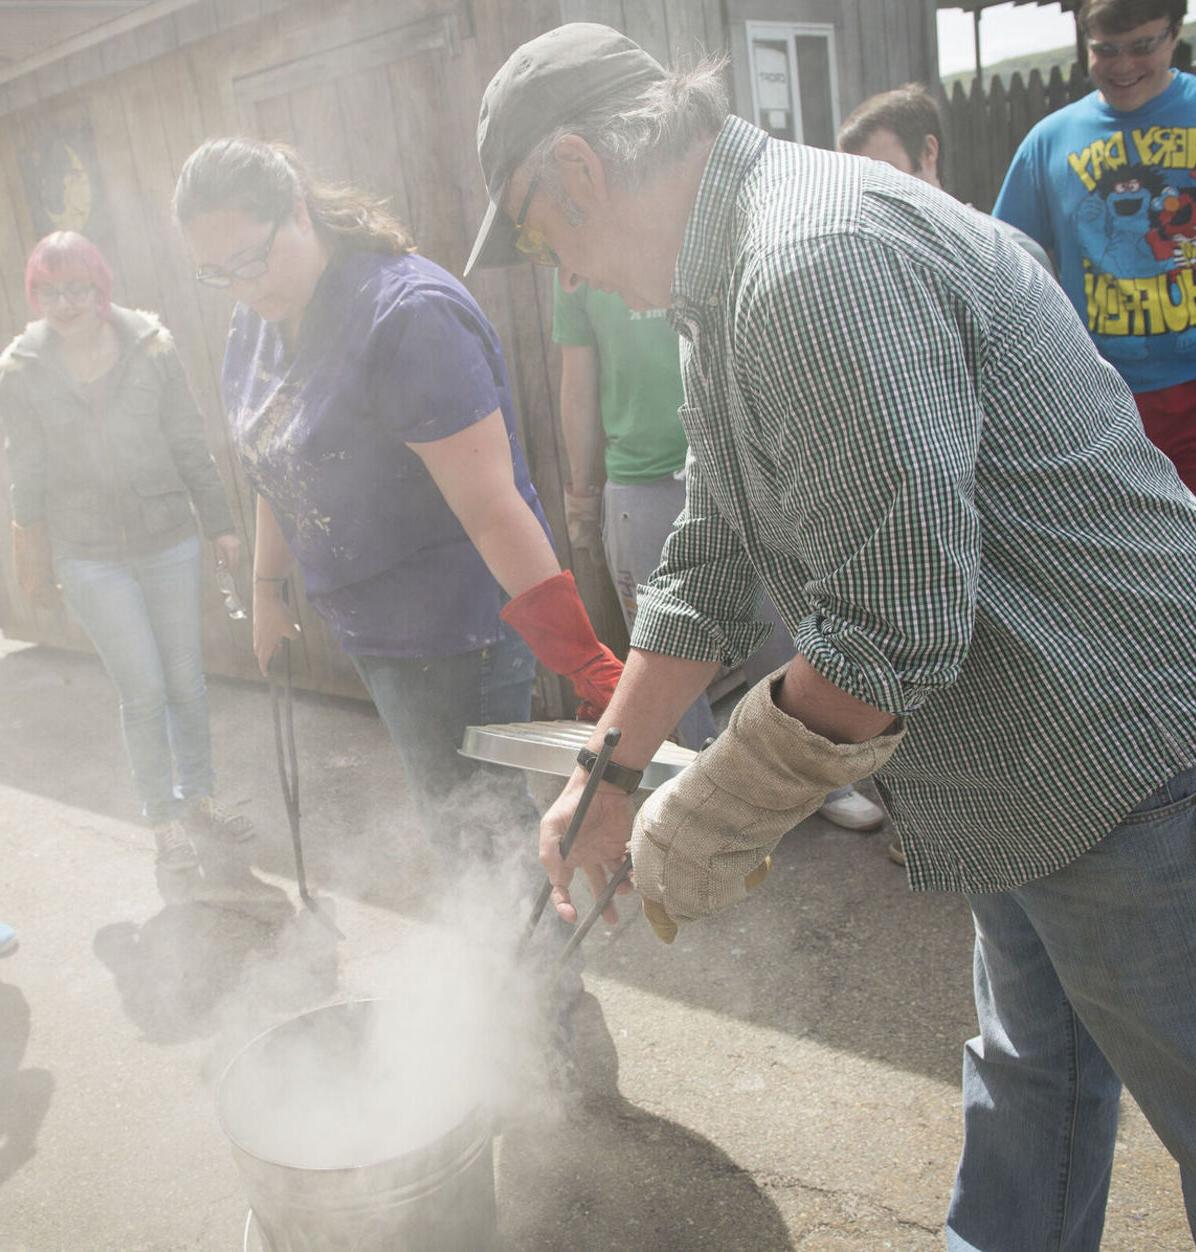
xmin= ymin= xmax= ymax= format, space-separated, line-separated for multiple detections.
xmin=195 ymin=218 xmax=283 ymax=288
xmin=34 ymin=281 xmax=94 ymax=307
xmin=511 ymin=175 xmax=560 ymax=268
xmin=1088 ymin=27 xmax=1176 ymax=59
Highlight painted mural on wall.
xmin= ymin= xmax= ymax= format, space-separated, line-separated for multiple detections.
xmin=18 ymin=109 xmax=112 ymax=249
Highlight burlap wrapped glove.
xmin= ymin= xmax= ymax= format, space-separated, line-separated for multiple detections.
xmin=631 ymin=665 xmax=904 ymax=939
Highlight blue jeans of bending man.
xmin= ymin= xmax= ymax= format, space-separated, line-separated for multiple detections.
xmin=947 ymin=765 xmax=1196 ymax=1250
xmin=54 ymin=533 xmax=213 ymax=826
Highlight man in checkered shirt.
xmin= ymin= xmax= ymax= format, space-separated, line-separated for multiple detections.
xmin=467 ymin=25 xmax=1196 ymax=1246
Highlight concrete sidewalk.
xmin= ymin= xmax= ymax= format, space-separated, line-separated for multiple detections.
xmin=0 ymin=635 xmax=1188 ymax=1251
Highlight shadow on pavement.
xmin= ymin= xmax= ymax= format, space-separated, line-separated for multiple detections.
xmin=577 ymin=822 xmax=978 ymax=1087
xmin=93 ymin=851 xmax=339 ymax=1047
xmin=0 ymin=978 xmax=54 ymax=1190
xmin=497 ymin=993 xmax=792 ymax=1252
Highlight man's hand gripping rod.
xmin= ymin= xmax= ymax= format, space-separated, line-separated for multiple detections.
xmin=520 ymin=726 xmax=630 ymax=958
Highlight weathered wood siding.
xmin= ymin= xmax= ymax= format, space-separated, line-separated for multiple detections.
xmin=559 ymin=0 xmax=728 ymax=63
xmin=0 ymin=0 xmax=621 ymax=710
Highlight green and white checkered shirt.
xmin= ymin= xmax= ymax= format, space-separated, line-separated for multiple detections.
xmin=632 ymin=116 xmax=1196 ymax=893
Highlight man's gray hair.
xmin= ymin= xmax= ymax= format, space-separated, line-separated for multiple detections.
xmin=525 ymin=57 xmax=730 ymax=189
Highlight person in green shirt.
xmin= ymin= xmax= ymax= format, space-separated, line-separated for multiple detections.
xmin=552 ymin=277 xmax=885 ymax=829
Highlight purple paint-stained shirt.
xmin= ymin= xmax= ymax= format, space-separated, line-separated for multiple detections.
xmin=221 ymin=250 xmax=550 ymax=657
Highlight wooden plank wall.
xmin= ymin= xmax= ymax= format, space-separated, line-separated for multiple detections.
xmin=558 ymin=0 xmax=728 ymax=65
xmin=0 ymin=0 xmax=614 ymax=710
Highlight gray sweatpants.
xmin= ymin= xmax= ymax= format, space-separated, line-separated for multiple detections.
xmin=602 ymin=473 xmax=718 ymax=750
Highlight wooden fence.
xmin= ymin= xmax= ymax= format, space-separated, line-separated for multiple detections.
xmin=944 ymin=42 xmax=1193 ymax=212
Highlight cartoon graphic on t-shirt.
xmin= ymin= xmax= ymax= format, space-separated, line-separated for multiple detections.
xmin=1075 ymin=164 xmax=1169 ymax=274
xmin=1068 ymin=127 xmax=1196 ymax=356
xmin=1147 ymin=180 xmax=1196 ymax=277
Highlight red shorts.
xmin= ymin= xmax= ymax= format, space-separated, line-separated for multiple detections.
xmin=1134 ymin=377 xmax=1196 ymax=493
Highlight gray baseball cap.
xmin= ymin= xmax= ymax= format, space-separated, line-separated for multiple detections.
xmin=464 ymin=23 xmax=665 ymax=276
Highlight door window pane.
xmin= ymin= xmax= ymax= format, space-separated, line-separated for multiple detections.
xmin=751 ymin=38 xmax=795 ymax=141
xmin=794 ymin=35 xmax=835 ymax=150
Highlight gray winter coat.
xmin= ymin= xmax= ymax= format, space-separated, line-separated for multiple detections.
xmin=0 ymin=305 xmax=234 ymax=558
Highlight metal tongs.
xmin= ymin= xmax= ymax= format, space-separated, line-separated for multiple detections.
xmin=519 ymin=727 xmax=636 ymax=972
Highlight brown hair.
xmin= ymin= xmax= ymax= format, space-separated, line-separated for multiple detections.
xmin=1077 ymin=0 xmax=1185 ymax=35
xmin=837 ymin=83 xmax=946 ymax=183
xmin=173 ymin=137 xmax=414 ymax=256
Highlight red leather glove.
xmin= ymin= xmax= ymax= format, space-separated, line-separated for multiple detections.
xmin=500 ymin=571 xmax=623 ymax=721
xmin=12 ymin=521 xmax=57 ymax=607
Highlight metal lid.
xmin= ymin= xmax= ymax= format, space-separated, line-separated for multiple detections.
xmin=459 ymin=721 xmax=695 ymax=792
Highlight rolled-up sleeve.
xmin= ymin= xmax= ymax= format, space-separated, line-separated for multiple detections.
xmin=738 ymin=234 xmax=983 ymax=716
xmin=630 ymin=449 xmax=772 ymax=666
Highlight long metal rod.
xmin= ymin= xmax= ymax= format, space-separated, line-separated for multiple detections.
xmin=520 ymin=726 xmax=621 ymax=951
xmin=270 ymin=637 xmax=344 ymax=939
xmin=554 ymin=852 xmax=633 ymax=970
xmin=269 ymin=641 xmax=306 ymax=897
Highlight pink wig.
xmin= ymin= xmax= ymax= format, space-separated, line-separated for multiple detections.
xmin=24 ymin=231 xmax=114 ymax=317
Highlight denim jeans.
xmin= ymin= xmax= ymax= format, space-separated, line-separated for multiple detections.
xmin=351 ymin=623 xmax=540 ymax=860
xmin=54 ymin=533 xmax=213 ymax=824
xmin=947 ymin=766 xmax=1196 ymax=1251
xmin=352 ymin=626 xmax=581 ymax=997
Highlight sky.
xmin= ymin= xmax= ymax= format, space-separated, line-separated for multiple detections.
xmin=938 ymin=0 xmax=1195 ymax=77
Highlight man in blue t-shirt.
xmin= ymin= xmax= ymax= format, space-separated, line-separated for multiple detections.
xmin=995 ymin=0 xmax=1196 ymax=491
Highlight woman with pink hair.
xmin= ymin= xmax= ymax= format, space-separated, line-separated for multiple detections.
xmin=0 ymin=231 xmax=251 ymax=871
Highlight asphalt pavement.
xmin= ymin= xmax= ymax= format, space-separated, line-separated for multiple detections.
xmin=0 ymin=634 xmax=1188 ymax=1250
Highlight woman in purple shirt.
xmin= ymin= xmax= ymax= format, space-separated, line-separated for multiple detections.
xmin=172 ymin=139 xmax=621 ymax=868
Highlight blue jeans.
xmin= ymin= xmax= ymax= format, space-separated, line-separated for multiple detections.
xmin=351 ymin=624 xmax=539 ymax=859
xmin=947 ymin=766 xmax=1196 ymax=1250
xmin=55 ymin=534 xmax=213 ymax=825
xmin=353 ymin=626 xmax=581 ymax=997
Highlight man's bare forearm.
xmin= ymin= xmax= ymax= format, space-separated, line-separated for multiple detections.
xmin=585 ymin=648 xmax=721 ymax=768
xmin=774 ymin=654 xmax=897 ymax=743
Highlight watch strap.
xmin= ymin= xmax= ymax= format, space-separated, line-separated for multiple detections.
xmin=576 ymin=746 xmax=643 ymax=794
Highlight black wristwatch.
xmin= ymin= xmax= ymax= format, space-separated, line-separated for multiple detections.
xmin=576 ymin=747 xmax=644 ymax=794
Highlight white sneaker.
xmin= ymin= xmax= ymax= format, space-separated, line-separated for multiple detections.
xmin=153 ymin=820 xmax=199 ymax=871
xmin=818 ymin=788 xmax=886 ymax=832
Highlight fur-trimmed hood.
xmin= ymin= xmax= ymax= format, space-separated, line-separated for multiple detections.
xmin=2 ymin=305 xmax=170 ymax=366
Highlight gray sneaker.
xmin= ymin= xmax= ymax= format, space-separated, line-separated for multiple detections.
xmin=153 ymin=820 xmax=199 ymax=871
xmin=184 ymin=797 xmax=255 ymax=843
